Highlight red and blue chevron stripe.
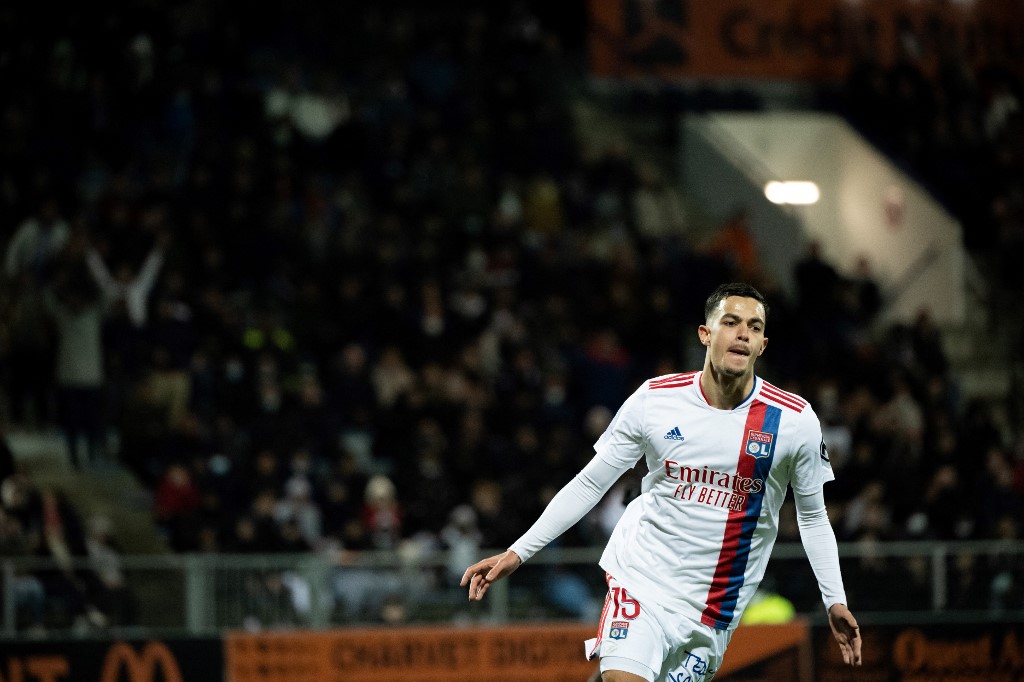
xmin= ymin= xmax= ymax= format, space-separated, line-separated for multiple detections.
xmin=700 ymin=400 xmax=781 ymax=630
xmin=649 ymin=371 xmax=697 ymax=390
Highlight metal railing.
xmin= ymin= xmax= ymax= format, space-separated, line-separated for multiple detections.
xmin=3 ymin=540 xmax=1022 ymax=638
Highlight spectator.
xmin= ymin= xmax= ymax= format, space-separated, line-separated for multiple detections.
xmin=4 ymin=196 xmax=70 ymax=287
xmin=273 ymin=477 xmax=323 ymax=550
xmin=920 ymin=464 xmax=966 ymax=540
xmin=84 ymin=231 xmax=166 ymax=380
xmin=4 ymin=196 xmax=69 ymax=428
xmin=30 ymin=487 xmax=107 ymax=630
xmin=0 ymin=424 xmax=17 ymax=483
xmin=146 ymin=294 xmax=197 ymax=431
xmin=631 ymin=162 xmax=687 ymax=242
xmin=0 ymin=507 xmax=46 ymax=631
xmin=986 ymin=514 xmax=1024 ymax=612
xmin=440 ymin=504 xmax=482 ymax=588
xmin=469 ymin=478 xmax=520 ymax=551
xmin=83 ymin=514 xmax=135 ymax=626
xmin=847 ymin=255 xmax=883 ymax=328
xmin=793 ymin=240 xmax=841 ymax=316
xmin=361 ymin=475 xmax=402 ymax=551
xmin=84 ymin=233 xmax=166 ymax=329
xmin=43 ymin=261 xmax=106 ymax=469
xmin=153 ymin=462 xmax=202 ymax=550
xmin=975 ymin=447 xmax=1023 ymax=538
xmin=947 ymin=551 xmax=991 ymax=611
xmin=705 ymin=207 xmax=760 ymax=281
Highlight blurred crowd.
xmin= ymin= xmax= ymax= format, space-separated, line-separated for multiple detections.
xmin=1 ymin=3 xmax=1022 ymax=629
xmin=836 ymin=29 xmax=1024 ymax=262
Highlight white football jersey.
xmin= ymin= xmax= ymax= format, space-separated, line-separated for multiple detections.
xmin=596 ymin=371 xmax=834 ymax=630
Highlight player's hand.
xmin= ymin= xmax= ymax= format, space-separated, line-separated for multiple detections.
xmin=828 ymin=603 xmax=862 ymax=666
xmin=460 ymin=550 xmax=522 ymax=601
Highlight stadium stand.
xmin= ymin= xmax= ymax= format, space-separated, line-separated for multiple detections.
xmin=1 ymin=1 xmax=1022 ymax=632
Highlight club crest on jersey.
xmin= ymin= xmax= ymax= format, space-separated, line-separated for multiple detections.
xmin=745 ymin=430 xmax=773 ymax=458
xmin=609 ymin=621 xmax=630 ymax=640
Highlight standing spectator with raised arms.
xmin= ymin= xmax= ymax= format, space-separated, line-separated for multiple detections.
xmin=462 ymin=282 xmax=862 ymax=681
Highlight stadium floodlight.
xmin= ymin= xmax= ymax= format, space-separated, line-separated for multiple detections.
xmin=764 ymin=181 xmax=820 ymax=205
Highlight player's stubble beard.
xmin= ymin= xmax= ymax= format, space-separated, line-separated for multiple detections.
xmin=708 ymin=356 xmax=750 ymax=381
xmin=714 ymin=345 xmax=755 ymax=379
xmin=719 ymin=364 xmax=746 ymax=378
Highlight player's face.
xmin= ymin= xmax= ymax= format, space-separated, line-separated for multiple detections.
xmin=698 ymin=296 xmax=768 ymax=378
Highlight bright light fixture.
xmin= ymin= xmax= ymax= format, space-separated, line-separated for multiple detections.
xmin=764 ymin=181 xmax=820 ymax=205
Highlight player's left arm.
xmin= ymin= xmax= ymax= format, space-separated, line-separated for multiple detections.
xmin=827 ymin=601 xmax=862 ymax=667
xmin=795 ymin=488 xmax=861 ymax=666
xmin=792 ymin=408 xmax=861 ymax=666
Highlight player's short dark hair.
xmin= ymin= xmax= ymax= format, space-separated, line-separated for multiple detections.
xmin=704 ymin=283 xmax=769 ymax=323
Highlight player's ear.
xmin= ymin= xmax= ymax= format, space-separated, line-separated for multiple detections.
xmin=757 ymin=337 xmax=768 ymax=356
xmin=698 ymin=324 xmax=711 ymax=346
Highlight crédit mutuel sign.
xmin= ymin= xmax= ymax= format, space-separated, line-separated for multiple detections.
xmin=588 ymin=0 xmax=1024 ymax=81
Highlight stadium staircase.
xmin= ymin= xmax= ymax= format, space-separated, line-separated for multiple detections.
xmin=8 ymin=429 xmax=169 ymax=554
xmin=939 ymin=262 xmax=1022 ymax=435
xmin=7 ymin=430 xmax=185 ymax=630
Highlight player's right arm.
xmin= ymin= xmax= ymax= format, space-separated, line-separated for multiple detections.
xmin=460 ymin=454 xmax=629 ymax=601
xmin=461 ymin=382 xmax=650 ymax=601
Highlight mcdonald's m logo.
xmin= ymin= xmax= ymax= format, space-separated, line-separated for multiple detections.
xmin=100 ymin=642 xmax=183 ymax=682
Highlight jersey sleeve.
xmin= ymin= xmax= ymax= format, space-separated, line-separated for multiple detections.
xmin=507 ymin=381 xmax=649 ymax=564
xmin=790 ymin=406 xmax=835 ymax=496
xmin=795 ymin=489 xmax=848 ymax=610
xmin=592 ymin=381 xmax=649 ymax=469
xmin=508 ymin=455 xmax=627 ymax=563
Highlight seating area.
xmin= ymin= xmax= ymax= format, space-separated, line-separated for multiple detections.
xmin=1 ymin=2 xmax=1021 ymax=632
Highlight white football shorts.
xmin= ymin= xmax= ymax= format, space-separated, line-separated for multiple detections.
xmin=584 ymin=575 xmax=732 ymax=682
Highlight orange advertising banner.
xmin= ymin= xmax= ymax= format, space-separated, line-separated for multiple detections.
xmin=225 ymin=621 xmax=811 ymax=682
xmin=226 ymin=624 xmax=597 ymax=682
xmin=588 ymin=0 xmax=1024 ymax=81
xmin=813 ymin=622 xmax=1024 ymax=681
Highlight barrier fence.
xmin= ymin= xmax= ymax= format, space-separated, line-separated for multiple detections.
xmin=2 ymin=540 xmax=1023 ymax=638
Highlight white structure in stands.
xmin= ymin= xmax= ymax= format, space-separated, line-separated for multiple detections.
xmin=683 ymin=112 xmax=965 ymax=326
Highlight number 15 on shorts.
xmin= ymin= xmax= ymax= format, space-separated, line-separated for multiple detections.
xmin=610 ymin=586 xmax=640 ymax=619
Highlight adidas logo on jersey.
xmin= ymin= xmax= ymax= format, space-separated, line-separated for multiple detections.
xmin=664 ymin=427 xmax=685 ymax=441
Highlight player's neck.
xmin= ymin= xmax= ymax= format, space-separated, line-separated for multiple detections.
xmin=700 ymin=365 xmax=755 ymax=410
